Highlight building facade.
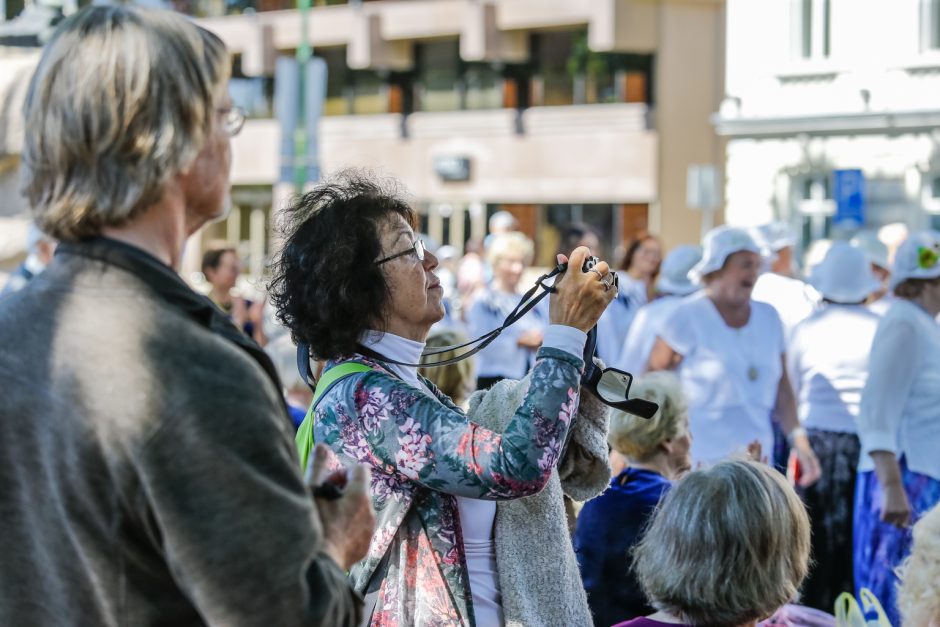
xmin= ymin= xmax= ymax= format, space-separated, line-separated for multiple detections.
xmin=204 ymin=0 xmax=725 ymax=279
xmin=716 ymin=0 xmax=940 ymax=257
xmin=1 ymin=0 xmax=725 ymax=285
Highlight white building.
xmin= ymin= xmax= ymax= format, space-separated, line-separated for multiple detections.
xmin=715 ymin=0 xmax=940 ymax=252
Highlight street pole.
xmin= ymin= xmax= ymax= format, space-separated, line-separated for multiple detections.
xmin=294 ymin=0 xmax=311 ymax=193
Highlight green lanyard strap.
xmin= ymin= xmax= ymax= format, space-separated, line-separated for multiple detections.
xmin=295 ymin=361 xmax=373 ymax=471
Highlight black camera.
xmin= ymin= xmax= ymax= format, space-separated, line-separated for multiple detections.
xmin=557 ymin=255 xmax=619 ymax=291
xmin=556 ymin=254 xmax=599 ymax=273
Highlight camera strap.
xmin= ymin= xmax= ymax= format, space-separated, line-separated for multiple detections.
xmin=367 ymin=263 xmax=564 ymax=368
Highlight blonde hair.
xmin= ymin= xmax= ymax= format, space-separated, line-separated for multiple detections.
xmin=898 ymin=503 xmax=940 ymax=627
xmin=419 ymin=329 xmax=475 ymax=407
xmin=608 ymin=371 xmax=686 ymax=462
xmin=21 ymin=6 xmax=229 ymax=241
xmin=633 ymin=459 xmax=811 ymax=626
xmin=486 ymin=232 xmax=534 ymax=267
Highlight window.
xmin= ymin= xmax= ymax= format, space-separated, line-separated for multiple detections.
xmin=529 ymin=30 xmax=653 ymax=107
xmin=415 ymin=40 xmax=461 ymax=112
xmin=229 ymin=57 xmax=274 ymax=119
xmin=793 ymin=173 xmax=834 ymax=246
xmin=922 ymin=0 xmax=940 ymax=50
xmin=931 ymin=174 xmax=940 ymax=198
xmin=920 ymin=172 xmax=940 ymax=213
xmin=412 ymin=40 xmax=505 ymax=112
xmin=316 ymin=46 xmax=390 ymax=115
xmin=463 ymin=63 xmax=503 ymax=110
xmin=791 ymin=0 xmax=830 ymax=60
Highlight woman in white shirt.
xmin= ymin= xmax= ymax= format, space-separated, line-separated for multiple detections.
xmin=648 ymin=226 xmax=820 ymax=484
xmin=787 ymin=242 xmax=881 ymax=613
xmin=854 ymin=232 xmax=940 ymax=627
xmin=467 ymin=232 xmax=547 ymax=389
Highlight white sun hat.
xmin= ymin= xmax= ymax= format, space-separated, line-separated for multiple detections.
xmin=809 ymin=241 xmax=881 ymax=304
xmin=889 ymin=231 xmax=940 ymax=289
xmin=753 ymin=221 xmax=797 ymax=253
xmin=657 ymin=245 xmax=703 ymax=296
xmin=689 ymin=226 xmax=763 ymax=284
xmin=850 ymin=231 xmax=890 ymax=270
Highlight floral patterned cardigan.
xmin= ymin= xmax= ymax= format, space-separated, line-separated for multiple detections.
xmin=313 ymin=346 xmax=583 ymax=627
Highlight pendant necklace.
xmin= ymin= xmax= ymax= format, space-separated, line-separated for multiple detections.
xmin=734 ymin=325 xmax=759 ymax=382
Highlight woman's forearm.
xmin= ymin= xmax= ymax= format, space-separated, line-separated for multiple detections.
xmin=870 ymin=450 xmax=903 ymax=487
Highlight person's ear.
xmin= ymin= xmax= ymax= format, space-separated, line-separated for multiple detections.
xmin=659 ymin=439 xmax=675 ymax=455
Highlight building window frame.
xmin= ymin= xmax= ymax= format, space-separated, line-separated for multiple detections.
xmin=921 ymin=0 xmax=940 ymax=52
xmin=791 ymin=0 xmax=831 ymax=61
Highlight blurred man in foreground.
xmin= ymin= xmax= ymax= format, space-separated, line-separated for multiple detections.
xmin=0 ymin=6 xmax=371 ymax=625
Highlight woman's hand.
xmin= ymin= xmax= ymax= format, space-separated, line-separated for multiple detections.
xmin=870 ymin=451 xmax=911 ymax=529
xmin=549 ymin=247 xmax=617 ymax=332
xmin=881 ymin=483 xmax=913 ymax=528
xmin=788 ymin=433 xmax=821 ymax=488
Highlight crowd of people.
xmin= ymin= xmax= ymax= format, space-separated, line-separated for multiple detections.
xmin=1 ymin=5 xmax=940 ymax=627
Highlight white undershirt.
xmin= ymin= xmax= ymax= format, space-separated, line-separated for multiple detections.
xmin=360 ymin=330 xmax=504 ymax=626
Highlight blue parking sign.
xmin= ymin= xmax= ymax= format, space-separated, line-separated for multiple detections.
xmin=833 ymin=169 xmax=865 ymax=228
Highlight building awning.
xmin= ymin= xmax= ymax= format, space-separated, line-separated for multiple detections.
xmin=712 ymin=109 xmax=940 ymax=139
xmin=0 ymin=47 xmax=40 ymax=157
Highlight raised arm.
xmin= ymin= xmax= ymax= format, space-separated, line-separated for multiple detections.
xmin=320 ymin=247 xmax=615 ymax=500
xmin=321 ymin=341 xmax=583 ymax=499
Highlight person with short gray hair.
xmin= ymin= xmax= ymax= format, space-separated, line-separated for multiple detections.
xmin=0 ymin=6 xmax=369 ymax=625
xmin=616 ymin=459 xmax=811 ymax=627
xmin=468 ymin=231 xmax=546 ymax=389
xmin=575 ymin=372 xmax=692 ymax=626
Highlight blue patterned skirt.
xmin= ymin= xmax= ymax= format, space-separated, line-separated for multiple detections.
xmin=853 ymin=458 xmax=940 ymax=626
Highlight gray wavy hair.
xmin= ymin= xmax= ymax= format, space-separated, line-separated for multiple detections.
xmin=608 ymin=371 xmax=686 ymax=462
xmin=21 ymin=6 xmax=229 ymax=241
xmin=633 ymin=459 xmax=810 ymax=626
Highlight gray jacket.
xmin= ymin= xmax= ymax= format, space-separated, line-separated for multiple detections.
xmin=467 ymin=375 xmax=611 ymax=627
xmin=0 ymin=238 xmax=359 ymax=626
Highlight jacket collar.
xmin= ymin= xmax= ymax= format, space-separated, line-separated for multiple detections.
xmin=57 ymin=237 xmax=284 ymax=394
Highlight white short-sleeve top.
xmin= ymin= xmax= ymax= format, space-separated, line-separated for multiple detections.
xmin=658 ymin=292 xmax=785 ymax=464
xmin=858 ymin=299 xmax=940 ymax=480
xmin=787 ymin=304 xmax=880 ymax=434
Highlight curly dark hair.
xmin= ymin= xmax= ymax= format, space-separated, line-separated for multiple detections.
xmin=268 ymin=172 xmax=417 ymax=360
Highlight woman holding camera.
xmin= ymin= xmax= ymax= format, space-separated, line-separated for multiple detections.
xmin=270 ymin=173 xmax=616 ymax=627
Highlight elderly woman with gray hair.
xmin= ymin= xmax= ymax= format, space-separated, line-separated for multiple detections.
xmin=467 ymin=232 xmax=547 ymax=390
xmin=614 ymin=459 xmax=811 ymax=627
xmin=0 ymin=5 xmax=366 ymax=624
xmin=574 ymin=372 xmax=692 ymax=627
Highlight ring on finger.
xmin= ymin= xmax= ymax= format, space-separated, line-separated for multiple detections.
xmin=589 ymin=268 xmax=605 ymax=281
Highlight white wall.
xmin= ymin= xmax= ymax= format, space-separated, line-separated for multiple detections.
xmin=722 ymin=0 xmax=940 ymax=231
